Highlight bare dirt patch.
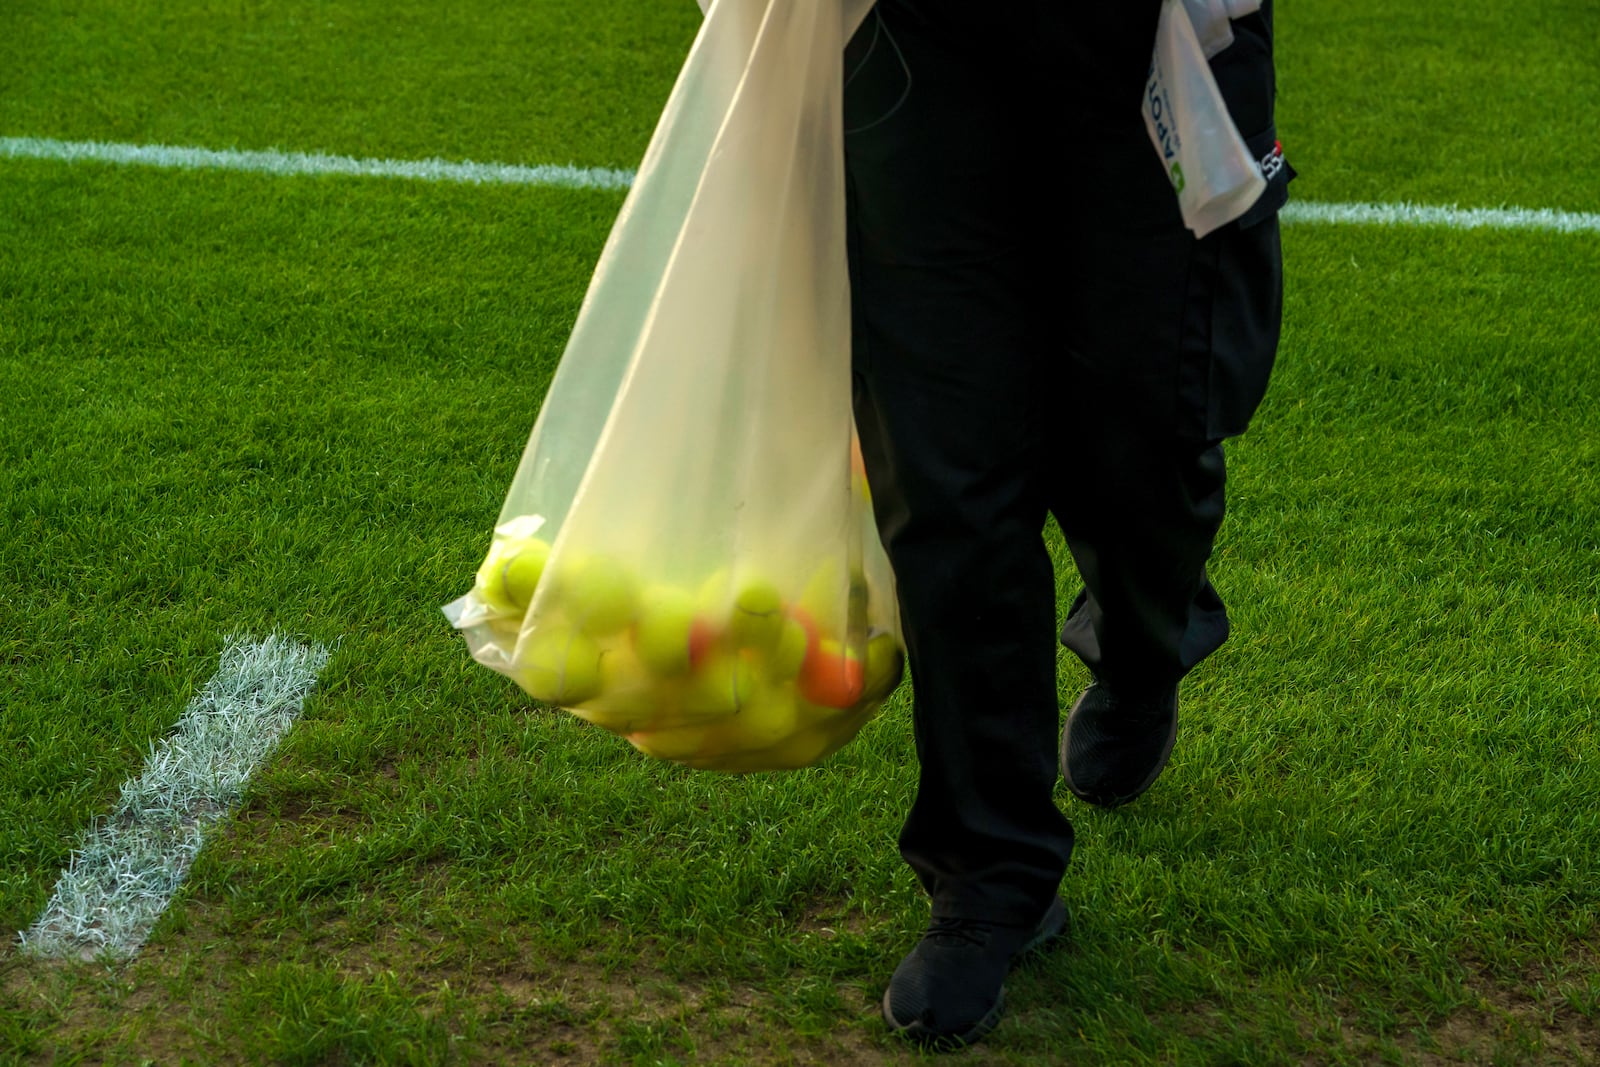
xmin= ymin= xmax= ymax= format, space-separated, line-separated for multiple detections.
xmin=1283 ymin=939 xmax=1600 ymax=1065
xmin=1384 ymin=946 xmax=1600 ymax=1065
xmin=2 ymin=898 xmax=917 ymax=1066
xmin=9 ymin=883 xmax=1598 ymax=1066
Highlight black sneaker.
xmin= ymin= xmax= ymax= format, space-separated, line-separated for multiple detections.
xmin=881 ymin=896 xmax=1067 ymax=1050
xmin=1060 ymin=683 xmax=1179 ymax=808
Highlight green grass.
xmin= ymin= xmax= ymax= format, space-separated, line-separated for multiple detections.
xmin=1277 ymin=0 xmax=1600 ymax=211
xmin=0 ymin=159 xmax=617 ymax=936
xmin=5 ymin=0 xmax=1600 ymax=1063
xmin=0 ymin=0 xmax=700 ymax=169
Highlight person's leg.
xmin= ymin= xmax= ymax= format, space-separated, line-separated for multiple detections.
xmin=1050 ymin=203 xmax=1284 ymax=695
xmin=844 ymin=0 xmax=1072 ymax=1046
xmin=846 ymin=0 xmax=1071 ymax=929
xmin=1056 ymin=450 xmax=1231 ymax=697
xmin=1053 ymin=419 xmax=1233 ymax=808
xmin=1041 ymin=4 xmax=1287 ymax=805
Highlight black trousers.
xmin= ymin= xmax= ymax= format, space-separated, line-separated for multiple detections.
xmin=845 ymin=1 xmax=1287 ymax=922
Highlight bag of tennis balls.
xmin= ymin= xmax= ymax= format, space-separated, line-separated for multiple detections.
xmin=446 ymin=524 xmax=904 ymax=771
xmin=441 ymin=0 xmax=904 ymax=771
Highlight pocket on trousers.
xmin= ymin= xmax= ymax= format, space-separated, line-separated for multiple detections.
xmin=844 ymin=11 xmax=912 ymax=136
xmin=1175 ymin=127 xmax=1289 ymax=440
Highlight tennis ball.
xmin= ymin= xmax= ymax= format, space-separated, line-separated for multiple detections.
xmin=788 ymin=701 xmax=876 ymax=758
xmin=693 ymin=716 xmax=836 ymax=773
xmin=475 ymin=539 xmax=522 ymax=613
xmin=628 ymin=723 xmax=713 ymax=762
xmin=688 ymin=618 xmax=716 ymax=668
xmin=564 ymin=555 xmax=638 ymax=635
xmin=684 ymin=654 xmax=756 ymax=717
xmin=753 ymin=723 xmax=836 ymax=770
xmin=767 ymin=616 xmax=812 ymax=683
xmin=515 ymin=625 xmax=603 ymax=706
xmin=572 ymin=635 xmax=705 ymax=735
xmin=500 ymin=537 xmax=552 ymax=609
xmin=798 ymin=639 xmax=865 ymax=709
xmin=721 ymin=689 xmax=801 ymax=751
xmin=727 ymin=579 xmax=785 ymax=650
xmin=571 ymin=703 xmax=642 ymax=734
xmin=587 ymin=641 xmax=659 ymax=720
xmin=694 ymin=569 xmax=732 ymax=627
xmin=861 ymin=633 xmax=906 ymax=703
xmin=635 ymin=586 xmax=697 ymax=676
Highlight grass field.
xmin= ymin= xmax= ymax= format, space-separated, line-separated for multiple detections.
xmin=4 ymin=0 xmax=1600 ymax=1063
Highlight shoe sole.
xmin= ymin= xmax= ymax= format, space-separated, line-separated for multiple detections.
xmin=1061 ymin=690 xmax=1179 ymax=809
xmin=881 ymin=898 xmax=1068 ymax=1050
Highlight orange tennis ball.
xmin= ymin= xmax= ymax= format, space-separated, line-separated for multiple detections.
xmin=798 ymin=638 xmax=865 ymax=709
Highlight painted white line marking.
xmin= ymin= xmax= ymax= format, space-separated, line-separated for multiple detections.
xmin=1280 ymin=199 xmax=1600 ymax=235
xmin=18 ymin=635 xmax=332 ymax=961
xmin=0 ymin=135 xmax=634 ymax=191
xmin=4 ymin=135 xmax=1598 ymax=234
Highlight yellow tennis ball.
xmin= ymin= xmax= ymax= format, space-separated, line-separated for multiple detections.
xmin=727 ymin=579 xmax=785 ymax=650
xmin=767 ymin=616 xmax=811 ymax=683
xmin=695 ymin=569 xmax=733 ymax=628
xmin=752 ymin=724 xmax=836 ymax=770
xmin=635 ymin=586 xmax=697 ymax=676
xmin=721 ymin=689 xmax=801 ymax=751
xmin=861 ymin=633 xmax=906 ymax=703
xmin=572 ymin=703 xmax=643 ymax=734
xmin=574 ymin=641 xmax=658 ymax=730
xmin=773 ymin=702 xmax=878 ymax=770
xmin=684 ymin=654 xmax=755 ymax=717
xmin=564 ymin=555 xmax=638 ymax=635
xmin=475 ymin=541 xmax=520 ymax=613
xmin=515 ymin=625 xmax=603 ymax=706
xmin=629 ymin=723 xmax=714 ymax=763
xmin=500 ymin=537 xmax=551 ymax=609
xmin=692 ymin=718 xmax=834 ymax=773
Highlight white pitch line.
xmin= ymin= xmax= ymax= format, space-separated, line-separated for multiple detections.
xmin=3 ymin=134 xmax=1599 ymax=234
xmin=0 ymin=135 xmax=634 ymax=191
xmin=18 ymin=634 xmax=332 ymax=961
xmin=1280 ymin=199 xmax=1600 ymax=235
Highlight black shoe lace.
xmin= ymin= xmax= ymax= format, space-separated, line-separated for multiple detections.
xmin=925 ymin=917 xmax=994 ymax=948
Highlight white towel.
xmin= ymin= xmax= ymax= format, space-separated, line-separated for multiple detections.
xmin=1183 ymin=0 xmax=1262 ymax=58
